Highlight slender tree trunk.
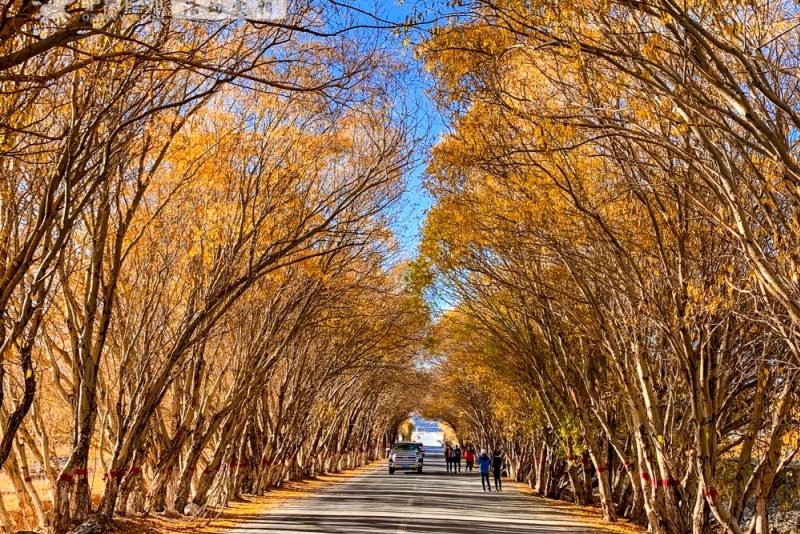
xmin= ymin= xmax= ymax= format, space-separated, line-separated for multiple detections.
xmin=148 ymin=426 xmax=190 ymax=512
xmin=4 ymin=450 xmax=37 ymax=529
xmin=16 ymin=440 xmax=47 ymax=528
xmin=0 ymin=491 xmax=13 ymax=532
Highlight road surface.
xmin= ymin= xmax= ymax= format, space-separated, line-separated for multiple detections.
xmin=226 ymin=448 xmax=602 ymax=533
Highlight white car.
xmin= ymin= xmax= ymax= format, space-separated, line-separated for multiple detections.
xmin=388 ymin=442 xmax=423 ymax=474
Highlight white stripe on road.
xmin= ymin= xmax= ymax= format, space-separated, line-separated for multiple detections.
xmin=395 ymin=483 xmax=415 ymax=532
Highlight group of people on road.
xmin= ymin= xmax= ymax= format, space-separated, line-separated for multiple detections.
xmin=444 ymin=444 xmax=466 ymax=473
xmin=444 ymin=443 xmax=504 ymax=492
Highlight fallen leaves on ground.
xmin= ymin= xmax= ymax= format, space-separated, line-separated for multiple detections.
xmin=507 ymin=480 xmax=646 ymax=534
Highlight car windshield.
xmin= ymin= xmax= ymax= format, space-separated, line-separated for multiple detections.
xmin=392 ymin=444 xmax=418 ymax=452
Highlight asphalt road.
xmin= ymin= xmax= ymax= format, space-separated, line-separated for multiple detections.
xmin=226 ymin=448 xmax=601 ymax=534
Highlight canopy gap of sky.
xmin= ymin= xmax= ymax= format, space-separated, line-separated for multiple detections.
xmin=323 ymin=1 xmax=458 ymax=259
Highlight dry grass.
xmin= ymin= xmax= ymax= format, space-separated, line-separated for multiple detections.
xmin=506 ymin=479 xmax=647 ymax=534
xmin=112 ymin=462 xmax=379 ymax=534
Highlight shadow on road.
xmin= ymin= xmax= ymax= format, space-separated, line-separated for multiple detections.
xmin=227 ymin=448 xmax=601 ymax=534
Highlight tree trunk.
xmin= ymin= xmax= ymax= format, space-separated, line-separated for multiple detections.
xmin=52 ymin=355 xmax=99 ymax=533
xmin=0 ymin=491 xmax=13 ymax=532
xmin=173 ymin=430 xmax=212 ymax=512
xmin=148 ymin=428 xmax=189 ymax=512
xmin=4 ymin=451 xmax=37 ymax=529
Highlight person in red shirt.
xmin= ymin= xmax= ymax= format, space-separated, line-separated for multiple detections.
xmin=464 ymin=447 xmax=475 ymax=473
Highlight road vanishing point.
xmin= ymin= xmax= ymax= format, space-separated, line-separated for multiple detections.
xmin=225 ymin=447 xmax=603 ymax=534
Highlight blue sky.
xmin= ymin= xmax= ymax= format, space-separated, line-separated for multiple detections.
xmin=379 ymin=1 xmax=448 ymax=260
xmin=333 ymin=1 xmax=454 ymax=259
xmin=393 ymin=86 xmax=444 ymax=260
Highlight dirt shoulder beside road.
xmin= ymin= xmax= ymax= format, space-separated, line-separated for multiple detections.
xmin=506 ymin=479 xmax=646 ymax=534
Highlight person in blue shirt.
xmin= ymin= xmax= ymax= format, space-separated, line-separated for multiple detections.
xmin=478 ymin=450 xmax=492 ymax=491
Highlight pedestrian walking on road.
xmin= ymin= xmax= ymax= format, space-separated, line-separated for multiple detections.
xmin=492 ymin=449 xmax=503 ymax=492
xmin=464 ymin=447 xmax=475 ymax=472
xmin=445 ymin=444 xmax=453 ymax=473
xmin=454 ymin=445 xmax=462 ymax=473
xmin=478 ymin=450 xmax=492 ymax=491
